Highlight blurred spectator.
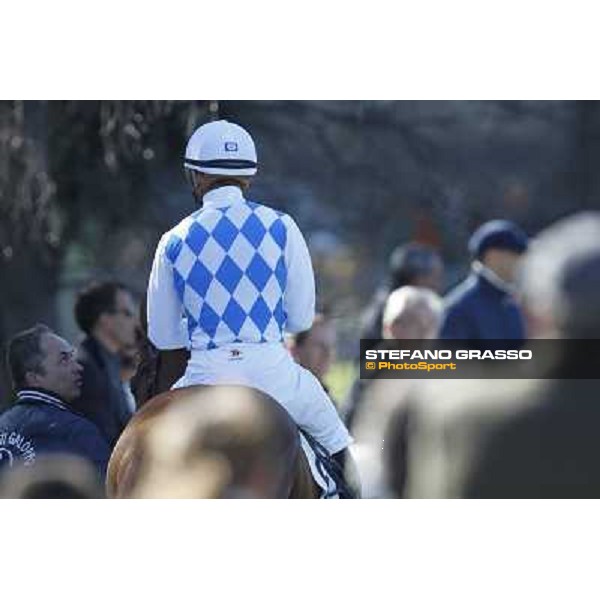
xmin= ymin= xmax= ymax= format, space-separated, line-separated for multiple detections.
xmin=404 ymin=212 xmax=600 ymax=498
xmin=288 ymin=313 xmax=336 ymax=391
xmin=344 ymin=286 xmax=443 ymax=433
xmin=439 ymin=219 xmax=528 ymax=343
xmin=130 ymin=386 xmax=299 ymax=498
xmin=0 ymin=325 xmax=110 ymax=479
xmin=0 ymin=454 xmax=103 ymax=498
xmin=72 ymin=281 xmax=138 ymax=447
xmin=359 ymin=243 xmax=444 ymax=343
xmin=382 ymin=286 xmax=443 ymax=341
xmin=346 ymin=287 xmax=442 ymax=497
xmin=120 ymin=344 xmax=139 ymax=414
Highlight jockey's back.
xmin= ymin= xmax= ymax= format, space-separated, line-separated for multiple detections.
xmin=146 ymin=121 xmax=352 ymax=470
xmin=147 ymin=185 xmax=315 ymax=353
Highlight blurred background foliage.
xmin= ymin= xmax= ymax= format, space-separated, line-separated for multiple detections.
xmin=2 ymin=100 xmax=600 ymax=404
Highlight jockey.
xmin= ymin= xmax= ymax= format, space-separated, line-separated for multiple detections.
xmin=147 ymin=120 xmax=352 ymax=461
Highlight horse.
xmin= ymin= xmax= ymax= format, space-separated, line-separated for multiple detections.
xmin=108 ymin=345 xmax=319 ymax=498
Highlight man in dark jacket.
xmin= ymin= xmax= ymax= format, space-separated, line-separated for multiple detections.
xmin=440 ymin=220 xmax=529 ymax=343
xmin=404 ymin=213 xmax=600 ymax=498
xmin=71 ymin=281 xmax=138 ymax=447
xmin=0 ymin=324 xmax=110 ymax=479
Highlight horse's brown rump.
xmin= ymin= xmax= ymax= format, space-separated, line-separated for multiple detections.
xmin=106 ymin=385 xmax=319 ymax=499
xmin=119 ymin=315 xmax=319 ymax=498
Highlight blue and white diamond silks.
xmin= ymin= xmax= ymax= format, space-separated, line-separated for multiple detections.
xmin=165 ymin=200 xmax=289 ymax=350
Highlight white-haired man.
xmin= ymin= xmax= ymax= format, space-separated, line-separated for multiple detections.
xmin=344 ymin=285 xmax=443 ymax=496
xmin=147 ymin=120 xmax=351 ymax=474
xmin=382 ymin=286 xmax=443 ymax=341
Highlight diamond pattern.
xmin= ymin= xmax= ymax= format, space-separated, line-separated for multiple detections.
xmin=258 ymin=234 xmax=281 ymax=269
xmin=198 ymin=236 xmax=227 ymax=274
xmin=186 ymin=314 xmax=198 ymax=338
xmin=216 ymin=256 xmax=243 ymax=294
xmin=275 ymin=256 xmax=287 ymax=290
xmin=185 ymin=221 xmax=210 ymax=255
xmin=187 ymin=261 xmax=212 ymax=297
xmin=249 ymin=296 xmax=271 ymax=333
xmin=199 ymin=303 xmax=220 ymax=338
xmin=274 ymin=298 xmax=286 ymax=328
xmin=269 ymin=219 xmax=287 ymax=249
xmin=224 ymin=202 xmax=253 ymax=228
xmin=164 ymin=199 xmax=293 ymax=349
xmin=183 ymin=284 xmax=203 ymax=317
xmin=227 ymin=234 xmax=255 ymax=271
xmin=204 ymin=279 xmax=230 ymax=316
xmin=222 ymin=298 xmax=246 ymax=335
xmin=212 ymin=216 xmax=238 ymax=251
xmin=251 ymin=203 xmax=278 ymax=228
xmin=197 ymin=209 xmax=222 ymax=234
xmin=262 ymin=318 xmax=281 ymax=341
xmin=238 ymin=317 xmax=261 ymax=340
xmin=233 ymin=275 xmax=260 ymax=313
xmin=246 ymin=254 xmax=272 ymax=291
xmin=174 ymin=243 xmax=198 ymax=280
xmin=241 ymin=213 xmax=267 ymax=248
xmin=173 ymin=270 xmax=186 ymax=301
xmin=262 ymin=275 xmax=281 ymax=311
xmin=165 ymin=234 xmax=183 ymax=263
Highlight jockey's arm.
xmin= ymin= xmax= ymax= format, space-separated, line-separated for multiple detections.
xmin=283 ymin=216 xmax=315 ymax=334
xmin=147 ymin=234 xmax=190 ymax=350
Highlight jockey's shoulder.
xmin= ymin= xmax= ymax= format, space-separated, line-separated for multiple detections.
xmin=159 ymin=213 xmax=199 ymax=247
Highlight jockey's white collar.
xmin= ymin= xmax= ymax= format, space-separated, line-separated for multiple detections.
xmin=202 ymin=185 xmax=245 ymax=209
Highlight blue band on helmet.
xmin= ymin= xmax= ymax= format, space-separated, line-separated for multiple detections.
xmin=184 ymin=158 xmax=257 ymax=170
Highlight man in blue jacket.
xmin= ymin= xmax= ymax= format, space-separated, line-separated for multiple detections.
xmin=440 ymin=220 xmax=529 ymax=343
xmin=0 ymin=324 xmax=111 ymax=480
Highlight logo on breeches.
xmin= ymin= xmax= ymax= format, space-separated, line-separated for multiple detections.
xmin=229 ymin=349 xmax=243 ymax=360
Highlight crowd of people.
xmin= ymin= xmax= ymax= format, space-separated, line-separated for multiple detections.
xmin=350 ymin=212 xmax=600 ymax=498
xmin=1 ymin=118 xmax=599 ymax=499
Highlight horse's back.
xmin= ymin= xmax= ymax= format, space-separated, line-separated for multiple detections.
xmin=107 ymin=385 xmax=318 ymax=499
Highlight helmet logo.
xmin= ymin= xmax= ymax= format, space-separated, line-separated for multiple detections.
xmin=224 ymin=141 xmax=238 ymax=152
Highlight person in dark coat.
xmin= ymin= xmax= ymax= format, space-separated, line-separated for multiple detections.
xmin=404 ymin=213 xmax=600 ymax=499
xmin=0 ymin=324 xmax=110 ymax=480
xmin=439 ymin=220 xmax=529 ymax=343
xmin=359 ymin=243 xmax=444 ymax=343
xmin=71 ymin=281 xmax=138 ymax=447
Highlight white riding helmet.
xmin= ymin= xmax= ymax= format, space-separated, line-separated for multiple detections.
xmin=184 ymin=120 xmax=258 ymax=177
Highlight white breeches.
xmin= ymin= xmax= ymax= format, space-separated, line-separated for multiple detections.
xmin=172 ymin=342 xmax=352 ymax=455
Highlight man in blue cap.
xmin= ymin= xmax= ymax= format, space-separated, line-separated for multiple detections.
xmin=439 ymin=219 xmax=529 ymax=342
